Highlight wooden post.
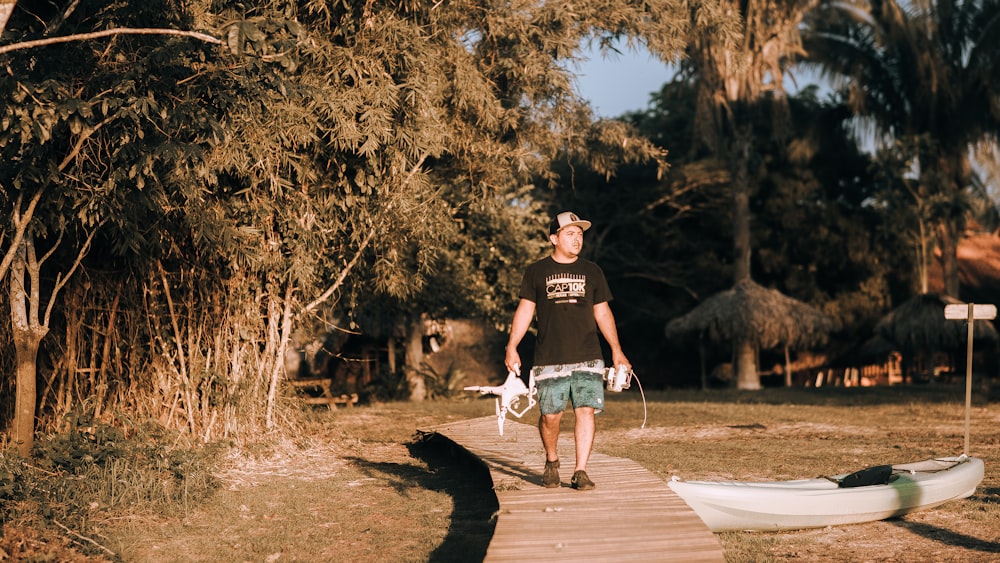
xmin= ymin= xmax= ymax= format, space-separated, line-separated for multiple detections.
xmin=943 ymin=303 xmax=997 ymax=457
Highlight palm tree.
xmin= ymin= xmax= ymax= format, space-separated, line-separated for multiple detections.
xmin=803 ymin=0 xmax=1000 ymax=298
xmin=680 ymin=0 xmax=819 ymax=389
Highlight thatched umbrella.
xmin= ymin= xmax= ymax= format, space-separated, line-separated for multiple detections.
xmin=666 ymin=279 xmax=834 ymax=388
xmin=876 ymin=293 xmax=998 ymax=352
xmin=875 ymin=293 xmax=997 ymax=380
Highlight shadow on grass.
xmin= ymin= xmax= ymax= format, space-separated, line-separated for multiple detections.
xmin=411 ymin=433 xmax=498 ymax=562
xmin=344 ymin=434 xmax=498 ymax=563
xmin=885 ymin=486 xmax=1000 ymax=554
xmin=891 ymin=519 xmax=1000 ymax=554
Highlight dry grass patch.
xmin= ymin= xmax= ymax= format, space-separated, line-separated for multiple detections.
xmin=599 ymin=387 xmax=1000 ymax=562
xmin=7 ymin=385 xmax=998 ymax=562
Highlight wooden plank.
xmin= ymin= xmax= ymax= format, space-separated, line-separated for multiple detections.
xmin=422 ymin=416 xmax=724 ymax=563
xmin=288 ymin=375 xmax=358 ymax=408
xmin=287 ymin=377 xmax=334 ymax=388
xmin=944 ymin=303 xmax=997 ymax=320
xmin=300 ymin=393 xmax=358 ymax=406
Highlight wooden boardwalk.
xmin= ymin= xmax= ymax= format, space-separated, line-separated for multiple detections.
xmin=421 ymin=416 xmax=725 ymax=562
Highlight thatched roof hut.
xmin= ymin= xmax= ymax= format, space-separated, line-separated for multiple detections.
xmin=665 ymin=279 xmax=834 ymax=388
xmin=665 ymin=279 xmax=834 ymax=350
xmin=875 ymin=293 xmax=998 ymax=353
xmin=829 ymin=334 xmax=896 ymax=368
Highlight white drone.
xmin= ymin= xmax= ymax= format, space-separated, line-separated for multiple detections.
xmin=464 ymin=364 xmax=646 ymax=436
xmin=464 ymin=367 xmax=536 ymax=436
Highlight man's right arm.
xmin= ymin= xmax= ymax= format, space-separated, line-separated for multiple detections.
xmin=505 ymin=299 xmax=535 ymax=374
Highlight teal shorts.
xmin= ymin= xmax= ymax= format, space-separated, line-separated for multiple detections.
xmin=533 ymin=360 xmax=605 ymax=415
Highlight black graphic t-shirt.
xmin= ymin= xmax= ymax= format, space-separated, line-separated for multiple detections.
xmin=518 ymin=256 xmax=612 ymax=366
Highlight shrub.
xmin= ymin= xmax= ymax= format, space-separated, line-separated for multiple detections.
xmin=1 ymin=411 xmax=226 ymax=558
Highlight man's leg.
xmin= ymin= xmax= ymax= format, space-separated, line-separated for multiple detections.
xmin=573 ymin=406 xmax=595 ymax=472
xmin=539 ymin=412 xmax=563 ymax=487
xmin=539 ymin=412 xmax=563 ymax=462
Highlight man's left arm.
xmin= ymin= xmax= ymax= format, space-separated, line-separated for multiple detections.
xmin=594 ymin=302 xmax=630 ymax=370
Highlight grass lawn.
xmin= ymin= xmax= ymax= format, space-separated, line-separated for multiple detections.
xmin=11 ymin=383 xmax=998 ymax=562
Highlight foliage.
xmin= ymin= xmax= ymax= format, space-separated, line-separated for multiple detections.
xmin=682 ymin=0 xmax=816 ymax=155
xmin=0 ymin=0 xmax=742 ymax=440
xmin=802 ymin=0 xmax=1000 ymax=297
xmin=5 ymin=0 xmax=992 ymax=456
xmin=32 ymin=414 xmax=127 ymax=471
xmin=367 ymin=363 xmax=412 ymax=402
xmin=420 ymin=363 xmax=468 ymax=400
xmin=668 ymin=0 xmax=821 ymax=388
xmin=751 ymin=89 xmax=896 ymax=327
xmin=553 ymin=80 xmax=901 ymax=384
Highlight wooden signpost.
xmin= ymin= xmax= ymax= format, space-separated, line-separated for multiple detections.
xmin=943 ymin=303 xmax=997 ymax=456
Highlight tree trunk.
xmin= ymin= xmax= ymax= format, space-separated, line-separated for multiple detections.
xmin=8 ymin=238 xmax=47 ymax=456
xmin=937 ymin=218 xmax=961 ymax=298
xmin=917 ymin=217 xmax=931 ymax=295
xmin=405 ymin=317 xmax=426 ymax=401
xmin=784 ymin=345 xmax=793 ymax=387
xmin=735 ymin=338 xmax=760 ymax=390
xmin=699 ymin=338 xmax=708 ymax=391
xmin=265 ymin=281 xmax=295 ymax=430
xmin=731 ymin=126 xmax=760 ymax=390
xmin=387 ymin=335 xmax=397 ymax=375
xmin=12 ymin=333 xmax=43 ymax=457
xmin=731 ymin=133 xmax=752 ymax=285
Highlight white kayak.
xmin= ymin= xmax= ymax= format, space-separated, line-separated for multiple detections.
xmin=667 ymin=455 xmax=984 ymax=532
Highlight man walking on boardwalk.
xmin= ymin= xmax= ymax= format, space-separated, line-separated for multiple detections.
xmin=504 ymin=211 xmax=631 ymax=490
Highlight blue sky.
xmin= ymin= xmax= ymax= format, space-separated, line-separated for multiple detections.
xmin=572 ymin=44 xmax=830 ymax=118
xmin=571 ymin=45 xmax=673 ymax=118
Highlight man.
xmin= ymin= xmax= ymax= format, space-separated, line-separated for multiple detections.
xmin=504 ymin=211 xmax=630 ymax=490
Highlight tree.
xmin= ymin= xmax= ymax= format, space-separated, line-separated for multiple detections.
xmin=751 ymin=89 xmax=892 ymax=330
xmin=2 ymin=0 xmax=738 ymax=448
xmin=803 ymin=0 xmax=1000 ymax=298
xmin=572 ymin=83 xmax=886 ymax=387
xmin=7 ymin=231 xmax=92 ymax=456
xmin=676 ymin=0 xmax=819 ymax=389
xmin=1 ymin=0 xmax=203 ymax=455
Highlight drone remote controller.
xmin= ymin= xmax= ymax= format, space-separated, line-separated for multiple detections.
xmin=605 ymin=364 xmax=632 ymax=392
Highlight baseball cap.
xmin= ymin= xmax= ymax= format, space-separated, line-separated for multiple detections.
xmin=549 ymin=211 xmax=592 ymax=235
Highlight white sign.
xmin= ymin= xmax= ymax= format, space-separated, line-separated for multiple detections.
xmin=944 ymin=303 xmax=997 ymax=320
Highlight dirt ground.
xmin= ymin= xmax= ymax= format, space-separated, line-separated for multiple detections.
xmin=138 ymin=424 xmax=1000 ymax=561
xmin=5 ymin=405 xmax=999 ymax=562
xmin=147 ymin=428 xmax=998 ymax=563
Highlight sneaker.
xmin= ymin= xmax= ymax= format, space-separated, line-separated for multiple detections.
xmin=571 ymin=470 xmax=595 ymax=490
xmin=542 ymin=459 xmax=560 ymax=488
